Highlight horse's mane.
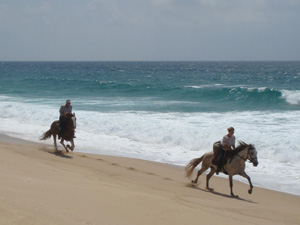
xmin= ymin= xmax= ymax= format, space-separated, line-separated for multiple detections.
xmin=65 ymin=112 xmax=74 ymax=118
xmin=226 ymin=141 xmax=255 ymax=157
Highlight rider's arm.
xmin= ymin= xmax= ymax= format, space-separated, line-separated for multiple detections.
xmin=223 ymin=144 xmax=232 ymax=151
xmin=231 ymin=136 xmax=236 ymax=150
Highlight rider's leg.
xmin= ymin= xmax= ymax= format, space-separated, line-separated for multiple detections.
xmin=58 ymin=116 xmax=65 ymax=139
xmin=216 ymin=149 xmax=225 ymax=174
xmin=212 ymin=142 xmax=221 ymax=165
xmin=212 ymin=150 xmax=219 ymax=165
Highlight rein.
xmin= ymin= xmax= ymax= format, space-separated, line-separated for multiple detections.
xmin=236 ymin=152 xmax=248 ymax=161
xmin=232 ymin=147 xmax=256 ymax=163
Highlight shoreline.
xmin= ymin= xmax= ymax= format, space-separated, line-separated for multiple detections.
xmin=0 ymin=133 xmax=300 ymax=224
xmin=1 ymin=133 xmax=299 ymax=197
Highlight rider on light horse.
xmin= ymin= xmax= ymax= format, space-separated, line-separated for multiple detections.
xmin=212 ymin=127 xmax=236 ymax=174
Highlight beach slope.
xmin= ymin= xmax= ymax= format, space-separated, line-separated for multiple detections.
xmin=0 ymin=136 xmax=299 ymax=225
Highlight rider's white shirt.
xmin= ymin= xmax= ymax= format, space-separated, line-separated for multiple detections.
xmin=59 ymin=105 xmax=72 ymax=117
xmin=222 ymin=135 xmax=235 ymax=148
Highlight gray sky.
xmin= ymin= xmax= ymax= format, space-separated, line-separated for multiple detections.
xmin=1 ymin=0 xmax=300 ymax=61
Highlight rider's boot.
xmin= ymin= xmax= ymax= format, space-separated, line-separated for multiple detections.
xmin=216 ymin=167 xmax=220 ymax=175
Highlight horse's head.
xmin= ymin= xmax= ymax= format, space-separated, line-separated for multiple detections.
xmin=71 ymin=113 xmax=76 ymax=129
xmin=65 ymin=113 xmax=76 ymax=129
xmin=248 ymin=145 xmax=258 ymax=167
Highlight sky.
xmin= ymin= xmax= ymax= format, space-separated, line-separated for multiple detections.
xmin=0 ymin=0 xmax=300 ymax=61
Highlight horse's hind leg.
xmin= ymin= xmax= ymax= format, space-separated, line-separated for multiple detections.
xmin=192 ymin=166 xmax=208 ymax=184
xmin=206 ymin=167 xmax=216 ymax=191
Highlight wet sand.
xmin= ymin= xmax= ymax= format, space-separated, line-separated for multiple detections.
xmin=0 ymin=134 xmax=299 ymax=225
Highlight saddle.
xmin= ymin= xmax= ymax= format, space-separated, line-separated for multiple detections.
xmin=212 ymin=141 xmax=230 ymax=174
xmin=212 ymin=141 xmax=222 ymax=165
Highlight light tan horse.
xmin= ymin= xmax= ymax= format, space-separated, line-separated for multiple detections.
xmin=185 ymin=142 xmax=258 ymax=197
xmin=40 ymin=113 xmax=76 ymax=153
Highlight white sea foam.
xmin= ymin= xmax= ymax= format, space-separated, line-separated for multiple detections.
xmin=185 ymin=84 xmax=223 ymax=89
xmin=0 ymin=98 xmax=300 ymax=195
xmin=245 ymin=87 xmax=268 ymax=92
xmin=281 ymin=90 xmax=300 ymax=105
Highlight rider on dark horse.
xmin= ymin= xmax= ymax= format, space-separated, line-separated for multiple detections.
xmin=58 ymin=100 xmax=72 ymax=139
xmin=212 ymin=127 xmax=236 ymax=174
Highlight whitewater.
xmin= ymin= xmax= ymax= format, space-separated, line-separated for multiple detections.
xmin=0 ymin=61 xmax=300 ymax=196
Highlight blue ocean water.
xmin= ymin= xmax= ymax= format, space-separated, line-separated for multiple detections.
xmin=1 ymin=61 xmax=300 ymax=195
xmin=1 ymin=61 xmax=300 ymax=112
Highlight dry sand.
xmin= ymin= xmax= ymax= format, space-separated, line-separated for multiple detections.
xmin=0 ymin=134 xmax=299 ymax=225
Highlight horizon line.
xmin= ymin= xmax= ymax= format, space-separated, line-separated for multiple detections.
xmin=1 ymin=60 xmax=300 ymax=63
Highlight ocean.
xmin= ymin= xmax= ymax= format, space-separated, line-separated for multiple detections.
xmin=0 ymin=61 xmax=300 ymax=195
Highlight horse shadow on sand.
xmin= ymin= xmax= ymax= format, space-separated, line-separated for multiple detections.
xmin=186 ymin=183 xmax=256 ymax=204
xmin=39 ymin=146 xmax=73 ymax=159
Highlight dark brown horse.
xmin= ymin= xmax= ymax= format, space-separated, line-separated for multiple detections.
xmin=185 ymin=142 xmax=258 ymax=197
xmin=40 ymin=113 xmax=76 ymax=153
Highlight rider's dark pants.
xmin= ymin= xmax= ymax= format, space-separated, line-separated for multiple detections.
xmin=218 ymin=148 xmax=226 ymax=170
xmin=59 ymin=116 xmax=66 ymax=136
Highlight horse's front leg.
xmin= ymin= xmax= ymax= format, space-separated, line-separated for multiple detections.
xmin=240 ymin=171 xmax=253 ymax=194
xmin=70 ymin=139 xmax=75 ymax=151
xmin=60 ymin=139 xmax=69 ymax=153
xmin=66 ymin=139 xmax=75 ymax=151
xmin=53 ymin=135 xmax=59 ymax=152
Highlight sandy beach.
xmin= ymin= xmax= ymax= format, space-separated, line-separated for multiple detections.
xmin=0 ymin=134 xmax=299 ymax=225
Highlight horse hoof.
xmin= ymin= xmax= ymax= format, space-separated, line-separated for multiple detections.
xmin=206 ymin=188 xmax=214 ymax=191
xmin=191 ymin=180 xmax=197 ymax=184
xmin=248 ymin=189 xmax=252 ymax=194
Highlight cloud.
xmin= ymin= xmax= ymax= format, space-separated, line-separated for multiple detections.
xmin=0 ymin=0 xmax=300 ymax=60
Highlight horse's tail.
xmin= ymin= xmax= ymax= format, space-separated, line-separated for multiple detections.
xmin=40 ymin=129 xmax=52 ymax=141
xmin=184 ymin=154 xmax=205 ymax=178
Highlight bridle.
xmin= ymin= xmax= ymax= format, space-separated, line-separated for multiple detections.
xmin=236 ymin=147 xmax=257 ymax=163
